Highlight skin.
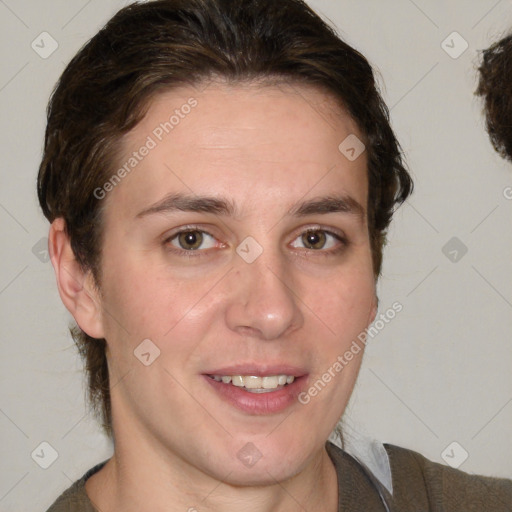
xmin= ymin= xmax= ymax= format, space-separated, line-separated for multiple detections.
xmin=49 ymin=81 xmax=377 ymax=512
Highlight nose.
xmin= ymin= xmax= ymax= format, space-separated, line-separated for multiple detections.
xmin=224 ymin=249 xmax=304 ymax=341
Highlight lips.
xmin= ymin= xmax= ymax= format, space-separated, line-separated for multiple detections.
xmin=202 ymin=364 xmax=309 ymax=414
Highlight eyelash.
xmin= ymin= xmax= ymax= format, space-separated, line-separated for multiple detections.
xmin=163 ymin=225 xmax=349 ymax=259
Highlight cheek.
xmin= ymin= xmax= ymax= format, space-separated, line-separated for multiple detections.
xmin=100 ymin=253 xmax=222 ymax=346
xmin=313 ymin=269 xmax=375 ymax=337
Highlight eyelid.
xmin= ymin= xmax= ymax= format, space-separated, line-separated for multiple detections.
xmin=163 ymin=224 xmax=220 ymax=242
xmin=289 ymin=222 xmax=347 ymax=241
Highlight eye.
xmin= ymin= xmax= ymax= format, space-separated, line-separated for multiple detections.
xmin=168 ymin=230 xmax=218 ymax=251
xmin=290 ymin=229 xmax=344 ymax=251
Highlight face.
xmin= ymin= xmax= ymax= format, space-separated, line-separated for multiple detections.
xmin=89 ymin=82 xmax=376 ymax=484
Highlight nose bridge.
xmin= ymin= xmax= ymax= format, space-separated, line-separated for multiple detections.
xmin=225 ymin=240 xmax=303 ymax=340
xmin=245 ymin=248 xmax=288 ymax=302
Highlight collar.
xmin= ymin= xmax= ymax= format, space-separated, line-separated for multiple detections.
xmin=328 ymin=427 xmax=393 ymax=496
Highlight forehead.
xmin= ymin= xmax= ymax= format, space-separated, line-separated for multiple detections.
xmin=106 ymin=81 xmax=368 ymax=219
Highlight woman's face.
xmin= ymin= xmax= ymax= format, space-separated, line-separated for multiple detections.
xmin=91 ymin=81 xmax=377 ymax=484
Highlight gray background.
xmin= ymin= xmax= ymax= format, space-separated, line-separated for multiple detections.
xmin=1 ymin=0 xmax=511 ymax=510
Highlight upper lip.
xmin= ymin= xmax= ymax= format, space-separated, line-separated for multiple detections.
xmin=204 ymin=364 xmax=308 ymax=377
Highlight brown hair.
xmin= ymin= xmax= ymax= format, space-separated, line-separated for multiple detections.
xmin=476 ymin=33 xmax=512 ymax=161
xmin=37 ymin=0 xmax=412 ymax=436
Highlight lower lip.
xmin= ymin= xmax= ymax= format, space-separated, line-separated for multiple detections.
xmin=203 ymin=375 xmax=308 ymax=415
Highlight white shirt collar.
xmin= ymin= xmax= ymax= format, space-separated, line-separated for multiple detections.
xmin=328 ymin=426 xmax=393 ymax=496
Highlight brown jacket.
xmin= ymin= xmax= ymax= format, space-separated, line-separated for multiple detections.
xmin=45 ymin=442 xmax=512 ymax=511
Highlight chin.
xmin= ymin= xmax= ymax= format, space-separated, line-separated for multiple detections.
xmin=215 ymin=437 xmax=314 ymax=486
xmin=212 ymin=457 xmax=304 ymax=487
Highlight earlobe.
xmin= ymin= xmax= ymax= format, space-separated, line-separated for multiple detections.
xmin=49 ymin=218 xmax=105 ymax=339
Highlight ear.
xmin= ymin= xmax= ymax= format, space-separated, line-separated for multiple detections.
xmin=367 ymin=294 xmax=378 ymax=325
xmin=49 ymin=218 xmax=105 ymax=339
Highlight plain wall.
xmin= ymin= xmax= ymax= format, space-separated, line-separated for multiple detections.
xmin=0 ymin=0 xmax=511 ymax=510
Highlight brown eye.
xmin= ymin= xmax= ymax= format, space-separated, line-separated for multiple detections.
xmin=176 ymin=231 xmax=204 ymax=250
xmin=165 ymin=228 xmax=221 ymax=257
xmin=290 ymin=229 xmax=345 ymax=253
xmin=302 ymin=230 xmax=327 ymax=249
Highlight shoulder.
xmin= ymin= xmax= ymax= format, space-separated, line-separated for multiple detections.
xmin=385 ymin=444 xmax=512 ymax=511
xmin=45 ymin=461 xmax=107 ymax=512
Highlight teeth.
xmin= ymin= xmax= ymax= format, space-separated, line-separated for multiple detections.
xmin=263 ymin=376 xmax=278 ymax=389
xmin=231 ymin=375 xmax=244 ymax=387
xmin=210 ymin=374 xmax=295 ymax=391
xmin=244 ymin=376 xmax=263 ymax=389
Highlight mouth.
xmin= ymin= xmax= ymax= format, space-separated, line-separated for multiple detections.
xmin=203 ymin=367 xmax=308 ymax=415
xmin=207 ymin=374 xmax=296 ymax=393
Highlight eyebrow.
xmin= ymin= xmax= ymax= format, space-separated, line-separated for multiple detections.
xmin=135 ymin=192 xmax=365 ymax=220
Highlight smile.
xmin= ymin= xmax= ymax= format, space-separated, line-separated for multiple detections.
xmin=207 ymin=374 xmax=295 ymax=393
xmin=204 ymin=373 xmax=307 ymax=414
